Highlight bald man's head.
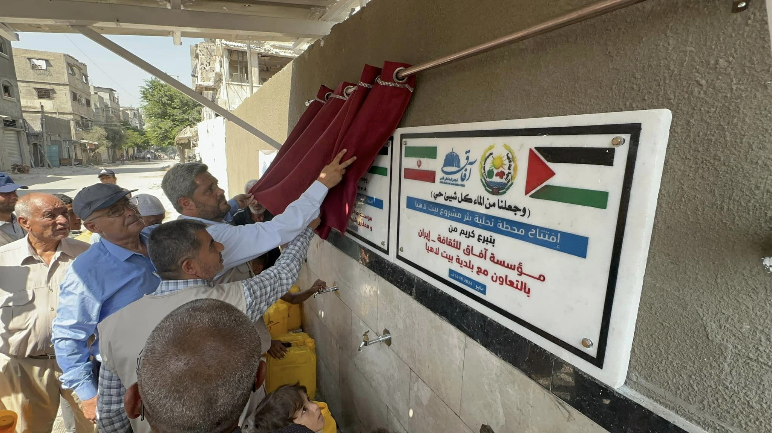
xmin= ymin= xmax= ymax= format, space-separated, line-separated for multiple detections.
xmin=134 ymin=299 xmax=263 ymax=433
xmin=15 ymin=193 xmax=70 ymax=242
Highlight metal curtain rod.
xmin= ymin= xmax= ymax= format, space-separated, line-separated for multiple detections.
xmin=396 ymin=0 xmax=648 ymax=80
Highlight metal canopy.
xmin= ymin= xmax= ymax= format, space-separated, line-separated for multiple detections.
xmin=0 ymin=0 xmax=363 ymax=43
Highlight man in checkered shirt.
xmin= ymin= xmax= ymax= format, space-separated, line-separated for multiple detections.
xmin=94 ymin=218 xmax=317 ymax=433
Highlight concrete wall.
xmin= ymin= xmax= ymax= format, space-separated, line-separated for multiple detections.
xmin=0 ymin=36 xmax=30 ymax=171
xmin=0 ymin=37 xmax=22 ymax=121
xmin=197 ymin=117 xmax=231 ymax=197
xmin=226 ymin=1 xmax=772 ymax=432
xmin=226 ymin=61 xmax=294 ymax=195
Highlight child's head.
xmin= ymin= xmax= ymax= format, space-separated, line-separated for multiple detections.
xmin=254 ymin=384 xmax=324 ymax=433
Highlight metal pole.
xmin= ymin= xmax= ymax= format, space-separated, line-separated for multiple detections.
xmin=71 ymin=25 xmax=283 ymax=150
xmin=247 ymin=40 xmax=254 ymax=95
xmin=396 ymin=0 xmax=647 ymax=80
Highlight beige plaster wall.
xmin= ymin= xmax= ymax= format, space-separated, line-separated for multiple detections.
xmin=225 ymin=0 xmax=772 ymax=431
xmin=225 ymin=62 xmax=294 ymax=196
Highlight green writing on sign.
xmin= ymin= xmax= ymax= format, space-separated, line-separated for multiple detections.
xmin=404 ymin=146 xmax=437 ymax=159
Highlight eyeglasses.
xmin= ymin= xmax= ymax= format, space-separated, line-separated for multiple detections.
xmin=87 ymin=199 xmax=137 ymax=221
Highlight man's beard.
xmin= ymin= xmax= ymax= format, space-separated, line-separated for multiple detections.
xmin=201 ymin=260 xmax=224 ymax=281
xmin=0 ymin=203 xmax=15 ymax=213
xmin=194 ymin=200 xmax=229 ymax=221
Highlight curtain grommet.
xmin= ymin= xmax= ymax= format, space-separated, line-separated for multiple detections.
xmin=324 ymin=92 xmax=332 ymax=101
xmin=393 ymin=67 xmax=408 ymax=83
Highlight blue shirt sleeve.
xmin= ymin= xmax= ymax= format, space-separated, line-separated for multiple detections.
xmin=52 ymin=263 xmax=101 ymax=400
xmin=223 ymin=198 xmax=240 ymax=223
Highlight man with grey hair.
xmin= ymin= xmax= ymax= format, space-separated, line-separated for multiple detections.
xmin=0 ymin=193 xmax=94 ymax=432
xmin=124 ymin=299 xmax=266 ymax=433
xmin=96 ymin=218 xmax=315 ymax=433
xmin=161 ymin=149 xmax=355 ymax=283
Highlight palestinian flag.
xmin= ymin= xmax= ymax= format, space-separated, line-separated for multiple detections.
xmin=368 ymin=145 xmax=390 ymax=176
xmin=404 ymin=145 xmax=436 ymax=183
xmin=526 ymin=147 xmax=613 ymax=209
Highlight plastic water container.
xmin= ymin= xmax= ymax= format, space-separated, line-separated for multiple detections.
xmin=0 ymin=410 xmax=17 ymax=433
xmin=272 ymin=332 xmax=313 ymax=352
xmin=263 ymin=302 xmax=289 ymax=337
xmin=315 ymin=402 xmax=337 ymax=433
xmin=265 ymin=337 xmax=317 ymax=399
xmin=286 ymin=286 xmax=302 ymax=330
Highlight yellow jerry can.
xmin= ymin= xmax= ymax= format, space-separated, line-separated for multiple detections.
xmin=314 ymin=401 xmax=337 ymax=433
xmin=263 ymin=302 xmax=289 ymax=338
xmin=265 ymin=337 xmax=317 ymax=399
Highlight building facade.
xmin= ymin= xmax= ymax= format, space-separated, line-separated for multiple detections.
xmin=91 ymin=86 xmax=121 ymax=127
xmin=191 ymin=39 xmax=296 ymax=120
xmin=120 ymin=106 xmax=143 ymax=130
xmin=13 ymin=48 xmax=93 ymax=166
xmin=0 ymin=36 xmax=30 ymax=172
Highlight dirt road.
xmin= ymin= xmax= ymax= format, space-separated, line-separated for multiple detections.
xmin=13 ymin=161 xmax=180 ymax=220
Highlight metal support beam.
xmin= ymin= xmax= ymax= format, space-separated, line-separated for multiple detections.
xmin=320 ymin=0 xmax=360 ymax=21
xmin=1 ymin=0 xmax=334 ymax=39
xmin=0 ymin=23 xmax=19 ymax=42
xmin=71 ymin=26 xmax=281 ymax=149
xmin=172 ymin=31 xmax=182 ymax=46
xmin=247 ymin=41 xmax=254 ymax=95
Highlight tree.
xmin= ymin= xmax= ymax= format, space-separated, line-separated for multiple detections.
xmin=140 ymin=78 xmax=201 ymax=148
xmin=124 ymin=127 xmax=150 ymax=151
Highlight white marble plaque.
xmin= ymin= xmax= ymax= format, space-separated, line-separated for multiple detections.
xmin=394 ymin=110 xmax=672 ymax=387
xmin=346 ymin=139 xmax=393 ymax=254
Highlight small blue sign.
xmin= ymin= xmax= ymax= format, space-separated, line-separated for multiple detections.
xmin=449 ymin=269 xmax=487 ymax=295
xmin=357 ymin=193 xmax=384 ymax=210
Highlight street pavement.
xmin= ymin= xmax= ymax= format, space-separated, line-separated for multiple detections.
xmin=13 ymin=160 xmax=180 ymax=220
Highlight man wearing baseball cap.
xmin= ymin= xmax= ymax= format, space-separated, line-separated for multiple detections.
xmin=0 ymin=172 xmax=29 ymax=247
xmin=52 ymin=183 xmax=159 ymax=423
xmin=97 ymin=168 xmax=117 ymax=184
xmin=130 ymin=194 xmax=166 ymax=226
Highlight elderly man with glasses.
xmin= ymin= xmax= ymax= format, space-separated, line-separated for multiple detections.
xmin=52 ymin=183 xmax=159 ymax=424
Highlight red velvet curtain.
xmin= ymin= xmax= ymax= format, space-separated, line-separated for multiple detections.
xmin=253 ymin=82 xmax=351 ymax=203
xmin=261 ymin=85 xmax=331 ymax=179
xmin=317 ymin=62 xmax=416 ymax=238
xmin=251 ymin=61 xmax=416 ymax=238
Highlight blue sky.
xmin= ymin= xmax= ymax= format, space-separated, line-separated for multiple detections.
xmin=12 ymin=33 xmax=203 ymax=107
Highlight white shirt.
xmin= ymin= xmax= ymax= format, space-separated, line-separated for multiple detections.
xmin=179 ymin=180 xmax=327 ymax=275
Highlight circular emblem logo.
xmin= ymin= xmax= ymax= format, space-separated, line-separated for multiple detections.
xmin=479 ymin=144 xmax=516 ymax=195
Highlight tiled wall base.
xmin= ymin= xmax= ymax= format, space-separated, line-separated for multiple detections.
xmin=294 ymin=234 xmax=678 ymax=433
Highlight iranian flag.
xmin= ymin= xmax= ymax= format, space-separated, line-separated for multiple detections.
xmin=403 ymin=145 xmax=436 ymax=183
xmin=526 ymin=147 xmax=613 ymax=209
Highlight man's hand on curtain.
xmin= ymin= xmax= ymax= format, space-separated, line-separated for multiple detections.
xmin=232 ymin=194 xmax=251 ymax=209
xmin=317 ymin=149 xmax=357 ymax=188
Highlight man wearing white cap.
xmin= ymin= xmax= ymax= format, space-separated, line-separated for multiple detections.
xmin=130 ymin=194 xmax=166 ymax=226
xmin=0 ymin=172 xmax=29 ymax=247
